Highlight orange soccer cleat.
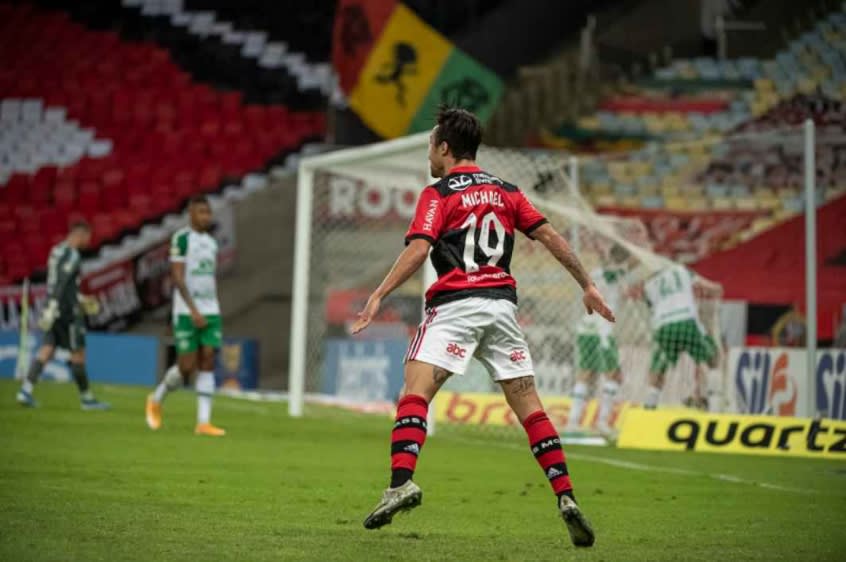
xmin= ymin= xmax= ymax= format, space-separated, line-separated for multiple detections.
xmin=145 ymin=394 xmax=162 ymax=430
xmin=195 ymin=423 xmax=226 ymax=437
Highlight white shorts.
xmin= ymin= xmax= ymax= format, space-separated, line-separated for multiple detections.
xmin=405 ymin=297 xmax=534 ymax=382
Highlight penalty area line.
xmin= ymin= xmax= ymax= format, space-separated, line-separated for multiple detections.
xmin=446 ymin=435 xmax=818 ymax=495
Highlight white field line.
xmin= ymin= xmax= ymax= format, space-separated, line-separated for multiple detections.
xmin=446 ymin=435 xmax=821 ymax=495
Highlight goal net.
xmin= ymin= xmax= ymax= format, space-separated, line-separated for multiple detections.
xmin=289 ymin=133 xmax=725 ymax=434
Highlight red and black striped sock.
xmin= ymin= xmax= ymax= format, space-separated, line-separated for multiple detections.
xmin=390 ymin=394 xmax=429 ymax=488
xmin=522 ymin=410 xmax=575 ymax=502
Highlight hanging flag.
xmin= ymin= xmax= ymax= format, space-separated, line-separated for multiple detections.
xmin=332 ymin=0 xmax=397 ymax=94
xmin=333 ymin=1 xmax=503 ymax=138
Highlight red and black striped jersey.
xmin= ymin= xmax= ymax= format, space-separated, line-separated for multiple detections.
xmin=405 ymin=165 xmax=548 ymax=308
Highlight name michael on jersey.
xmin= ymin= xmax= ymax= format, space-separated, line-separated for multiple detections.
xmin=461 ymin=190 xmax=504 ymax=209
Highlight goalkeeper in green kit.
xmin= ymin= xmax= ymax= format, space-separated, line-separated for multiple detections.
xmin=16 ymin=221 xmax=110 ymax=410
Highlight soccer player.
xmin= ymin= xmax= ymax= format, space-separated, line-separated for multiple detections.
xmin=145 ymin=196 xmax=225 ymax=436
xmin=16 ymin=221 xmax=110 ymax=410
xmin=641 ymin=264 xmax=720 ymax=410
xmin=352 ymin=107 xmax=614 ymax=547
xmin=567 ymin=247 xmax=629 ymax=436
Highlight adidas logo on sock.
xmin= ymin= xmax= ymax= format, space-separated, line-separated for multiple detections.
xmin=546 ymin=466 xmax=564 ymax=479
xmin=404 ymin=443 xmax=420 ymax=454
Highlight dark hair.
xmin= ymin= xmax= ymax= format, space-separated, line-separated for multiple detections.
xmin=69 ymin=220 xmax=91 ymax=232
xmin=189 ymin=195 xmax=210 ymax=207
xmin=434 ymin=106 xmax=482 ymax=161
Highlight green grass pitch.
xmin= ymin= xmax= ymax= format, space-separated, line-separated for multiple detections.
xmin=1 ymin=380 xmax=844 ymax=561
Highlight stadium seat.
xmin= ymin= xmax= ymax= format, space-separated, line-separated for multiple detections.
xmin=0 ymin=3 xmax=326 ymax=280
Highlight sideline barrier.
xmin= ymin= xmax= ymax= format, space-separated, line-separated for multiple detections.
xmin=0 ymin=329 xmax=159 ymax=385
xmin=434 ymin=390 xmax=630 ymax=430
xmin=618 ymin=408 xmax=846 ymax=460
xmin=730 ymin=347 xmax=846 ymax=419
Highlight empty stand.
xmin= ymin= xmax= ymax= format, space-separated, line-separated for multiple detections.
xmin=0 ymin=3 xmax=325 ymax=281
xmin=532 ymin=2 xmax=846 ymax=263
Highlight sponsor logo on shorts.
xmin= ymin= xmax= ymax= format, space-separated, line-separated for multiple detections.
xmin=446 ymin=342 xmax=467 ymax=359
xmin=510 ymin=349 xmax=527 ymax=362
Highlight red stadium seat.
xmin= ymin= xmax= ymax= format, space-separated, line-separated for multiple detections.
xmin=91 ymin=213 xmax=118 ymax=243
xmin=0 ymin=3 xmax=326 ymax=280
xmin=129 ymin=193 xmax=155 ymax=219
xmin=4 ymin=175 xmax=29 ymax=204
xmin=54 ymin=184 xmax=76 ymax=215
xmin=23 ymin=234 xmax=50 ymax=266
xmin=0 ymin=219 xmax=16 ymax=240
xmin=6 ymin=260 xmax=31 ymax=281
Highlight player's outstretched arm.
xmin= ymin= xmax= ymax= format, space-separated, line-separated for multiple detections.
xmin=532 ymin=223 xmax=615 ymax=323
xmin=351 ymin=239 xmax=431 ymax=335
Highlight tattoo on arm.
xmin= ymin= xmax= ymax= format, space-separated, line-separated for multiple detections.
xmin=538 ymin=228 xmax=592 ymax=289
xmin=432 ymin=367 xmax=452 ymax=386
xmin=503 ymin=376 xmax=535 ymax=397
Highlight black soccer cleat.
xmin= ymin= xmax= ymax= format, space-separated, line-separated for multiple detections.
xmin=559 ymin=495 xmax=596 ymax=547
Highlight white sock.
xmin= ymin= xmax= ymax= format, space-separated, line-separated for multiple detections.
xmin=153 ymin=365 xmax=181 ymax=403
xmin=196 ymin=371 xmax=215 ymax=425
xmin=21 ymin=379 xmax=33 ymax=393
xmin=598 ymin=380 xmax=620 ymax=427
xmin=568 ymin=381 xmax=589 ymax=429
xmin=645 ymin=386 xmax=661 ymax=409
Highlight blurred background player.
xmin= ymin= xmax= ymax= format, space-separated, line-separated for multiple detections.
xmin=351 ymin=107 xmax=615 ymax=547
xmin=145 ymin=196 xmax=225 ymax=436
xmin=641 ymin=264 xmax=721 ymax=410
xmin=567 ymin=244 xmax=631 ymax=436
xmin=16 ymin=222 xmax=110 ymax=410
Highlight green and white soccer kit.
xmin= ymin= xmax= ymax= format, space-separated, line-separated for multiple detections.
xmin=170 ymin=227 xmax=222 ymax=354
xmin=643 ymin=265 xmax=716 ymax=374
xmin=576 ymin=268 xmax=624 ymax=374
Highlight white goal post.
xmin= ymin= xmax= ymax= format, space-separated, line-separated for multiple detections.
xmin=289 ymin=133 xmax=432 ymax=416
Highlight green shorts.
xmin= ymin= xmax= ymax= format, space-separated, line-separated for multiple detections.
xmin=650 ymin=319 xmax=717 ymax=374
xmin=173 ymin=314 xmax=222 ymax=355
xmin=576 ymin=334 xmax=620 ymax=374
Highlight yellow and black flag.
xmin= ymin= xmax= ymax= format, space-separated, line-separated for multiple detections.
xmin=333 ymin=1 xmax=503 ymax=138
